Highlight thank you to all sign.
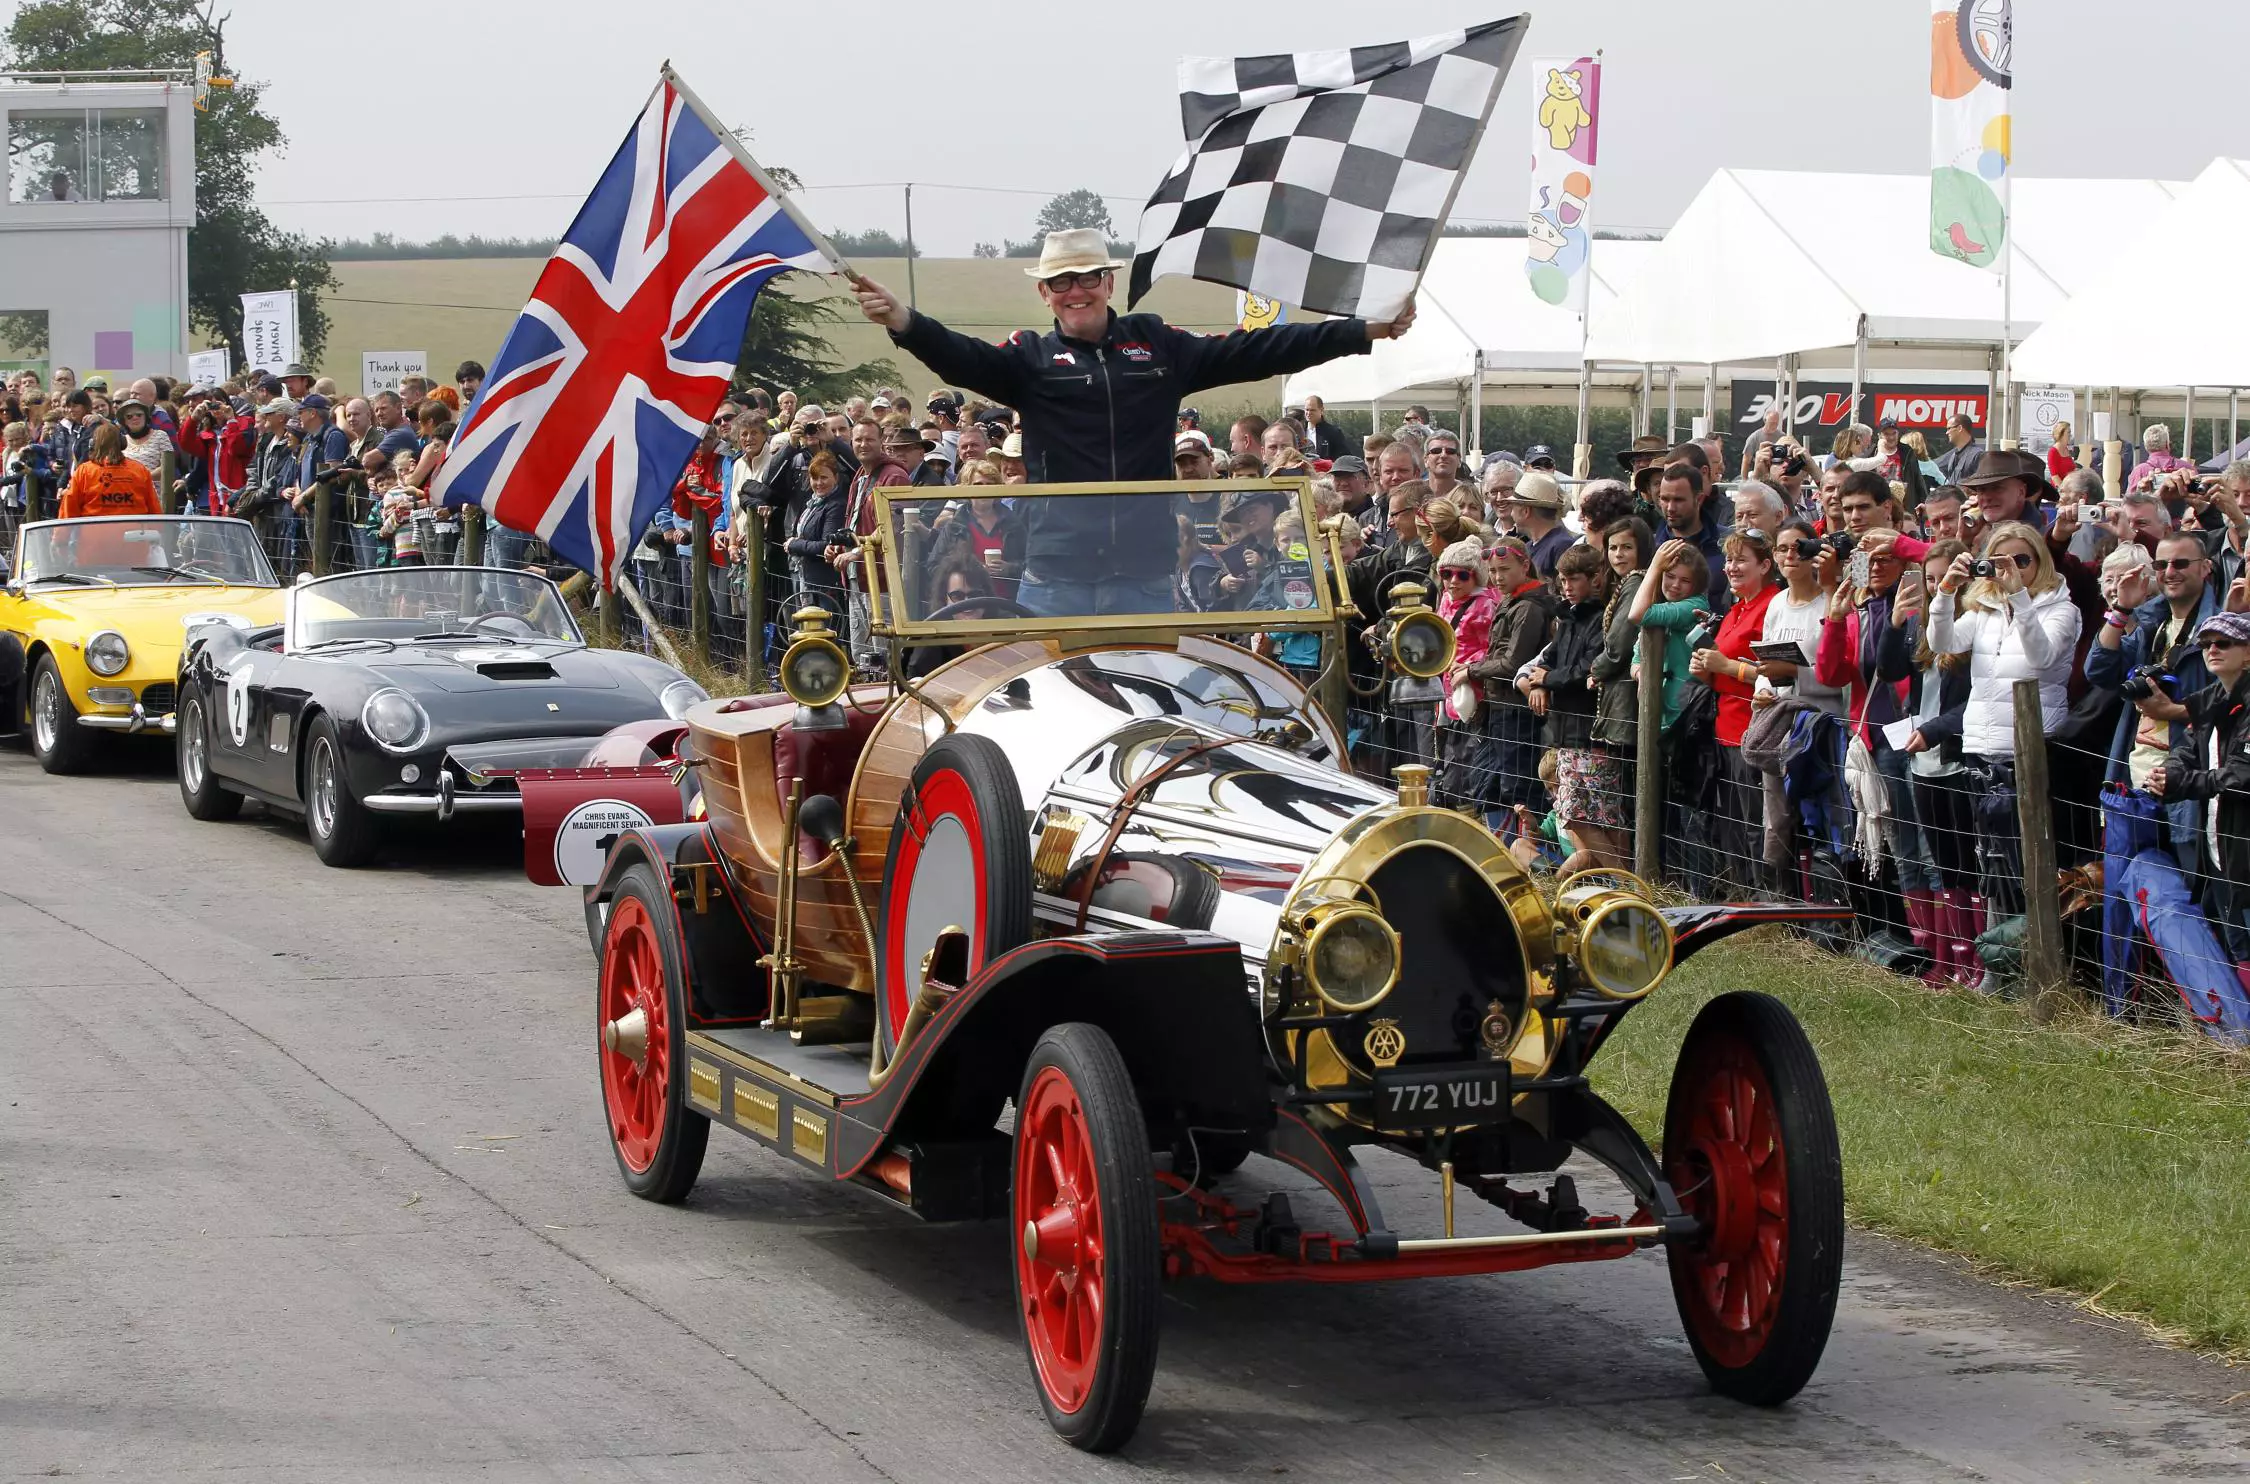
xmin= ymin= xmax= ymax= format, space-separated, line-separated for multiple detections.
xmin=362 ymin=350 xmax=428 ymax=397
xmin=239 ymin=291 xmax=297 ymax=374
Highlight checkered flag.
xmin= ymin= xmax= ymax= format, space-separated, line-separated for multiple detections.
xmin=1129 ymin=17 xmax=1526 ymax=322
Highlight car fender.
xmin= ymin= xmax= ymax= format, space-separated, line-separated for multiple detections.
xmin=594 ymin=823 xmax=768 ymax=1026
xmin=832 ymin=932 xmax=1271 ymax=1178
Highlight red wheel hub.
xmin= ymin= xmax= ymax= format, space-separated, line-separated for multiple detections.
xmin=599 ymin=896 xmax=671 ymax=1174
xmin=1015 ymin=1066 xmax=1105 ymax=1413
xmin=1669 ymin=1038 xmax=1788 ymax=1368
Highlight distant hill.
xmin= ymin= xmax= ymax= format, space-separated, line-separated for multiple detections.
xmin=305 ymin=257 xmax=1293 ymax=408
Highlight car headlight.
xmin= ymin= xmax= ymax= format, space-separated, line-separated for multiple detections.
xmin=85 ymin=631 xmax=130 ymax=676
xmin=1568 ymin=891 xmax=1676 ymax=1001
xmin=360 ymin=687 xmax=430 ymax=753
xmin=1300 ymin=903 xmax=1402 ymax=1014
xmin=1389 ymin=610 xmax=1456 ymax=679
xmin=659 ymin=679 xmax=708 ymax=720
xmin=780 ymin=634 xmax=850 ymax=709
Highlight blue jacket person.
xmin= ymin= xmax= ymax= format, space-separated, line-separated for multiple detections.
xmin=851 ymin=229 xmax=1415 ymax=618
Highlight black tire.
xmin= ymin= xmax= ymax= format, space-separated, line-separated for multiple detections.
xmin=27 ymin=653 xmax=97 ymax=775
xmin=1663 ymin=991 xmax=1844 ymax=1406
xmin=303 ymin=713 xmax=380 ymax=867
xmin=600 ymin=862 xmax=709 ymax=1202
xmin=1012 ymin=1022 xmax=1161 ymax=1452
xmin=177 ymin=690 xmax=243 ymax=821
xmin=873 ymin=732 xmax=1034 ymax=1057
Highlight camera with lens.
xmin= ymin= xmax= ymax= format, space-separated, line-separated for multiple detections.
xmin=1791 ymin=531 xmax=1857 ymax=561
xmin=1968 ymin=557 xmax=1996 ymax=579
xmin=2120 ymin=666 xmax=2178 ymax=703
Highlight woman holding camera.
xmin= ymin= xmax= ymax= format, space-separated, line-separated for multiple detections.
xmin=1760 ymin=519 xmax=1848 ymax=716
xmin=1688 ymin=529 xmax=1782 ymax=895
xmin=1929 ymin=520 xmax=2084 ymax=924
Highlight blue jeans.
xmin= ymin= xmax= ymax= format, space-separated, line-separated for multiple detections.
xmin=1017 ymin=572 xmax=1174 ymax=618
xmin=488 ymin=524 xmax=534 ymax=569
xmin=1877 ymin=743 xmax=1941 ymax=892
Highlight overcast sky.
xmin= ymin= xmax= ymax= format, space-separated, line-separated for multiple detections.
xmin=221 ymin=0 xmax=2249 ymax=255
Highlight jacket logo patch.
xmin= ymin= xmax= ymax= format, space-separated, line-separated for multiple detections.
xmin=1119 ymin=341 xmax=1153 ymax=362
xmin=1051 ymin=351 xmax=1077 ymax=365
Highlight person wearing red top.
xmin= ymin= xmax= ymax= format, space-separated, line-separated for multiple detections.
xmin=1434 ymin=537 xmax=1500 ymax=810
xmin=1688 ymin=528 xmax=1780 ymax=894
xmin=835 ymin=420 xmax=913 ymax=664
xmin=174 ymin=394 xmax=256 ymax=513
xmin=2045 ymin=419 xmax=2078 ymax=481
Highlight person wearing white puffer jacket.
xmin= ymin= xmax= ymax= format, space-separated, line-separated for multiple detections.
xmin=1927 ymin=519 xmax=2084 ymax=952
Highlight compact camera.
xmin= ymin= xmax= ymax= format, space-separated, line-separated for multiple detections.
xmin=1791 ymin=531 xmax=1856 ymax=562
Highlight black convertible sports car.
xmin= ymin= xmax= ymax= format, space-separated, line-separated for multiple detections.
xmin=175 ymin=566 xmax=706 ymax=866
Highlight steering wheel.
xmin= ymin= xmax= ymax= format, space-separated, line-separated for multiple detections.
xmin=923 ymin=596 xmax=1036 ymax=622
xmin=466 ymin=612 xmax=537 ymax=638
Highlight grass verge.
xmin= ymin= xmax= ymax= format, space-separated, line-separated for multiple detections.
xmin=1592 ymin=927 xmax=2250 ymax=1357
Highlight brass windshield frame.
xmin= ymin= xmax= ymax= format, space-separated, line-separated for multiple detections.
xmin=869 ymin=478 xmax=1339 ymax=645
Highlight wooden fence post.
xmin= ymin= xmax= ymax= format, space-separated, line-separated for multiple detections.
xmin=158 ymin=449 xmax=177 ymax=515
xmin=689 ymin=507 xmax=712 ymax=666
xmin=2013 ymin=677 xmax=2068 ymax=1020
xmin=310 ymin=485 xmax=332 ymax=578
xmin=462 ymin=505 xmax=486 ymax=566
xmin=1634 ymin=623 xmax=1665 ymax=883
xmin=741 ymin=506 xmax=766 ymax=682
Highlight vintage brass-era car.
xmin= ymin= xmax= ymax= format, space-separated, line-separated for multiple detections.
xmin=0 ymin=515 xmax=286 ymax=772
xmin=514 ymin=481 xmax=1845 ymax=1451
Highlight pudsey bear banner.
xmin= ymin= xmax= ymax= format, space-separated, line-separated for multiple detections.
xmin=1525 ymin=54 xmax=1602 ymax=311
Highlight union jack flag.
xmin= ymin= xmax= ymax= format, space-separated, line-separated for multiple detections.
xmin=434 ymin=69 xmax=842 ymax=581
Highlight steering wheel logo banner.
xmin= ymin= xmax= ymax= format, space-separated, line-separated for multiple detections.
xmin=1929 ymin=0 xmax=2011 ymax=271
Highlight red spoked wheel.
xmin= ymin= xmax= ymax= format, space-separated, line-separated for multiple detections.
xmin=1664 ymin=992 xmax=1843 ymax=1405
xmin=597 ymin=863 xmax=709 ymax=1202
xmin=875 ymin=733 xmax=1032 ymax=1058
xmin=1012 ymin=1024 xmax=1160 ymax=1452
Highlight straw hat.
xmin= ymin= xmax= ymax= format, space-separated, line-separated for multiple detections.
xmin=1023 ymin=228 xmax=1129 ymax=280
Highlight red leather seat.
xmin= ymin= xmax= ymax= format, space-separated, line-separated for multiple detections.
xmin=737 ymin=691 xmax=882 ymax=860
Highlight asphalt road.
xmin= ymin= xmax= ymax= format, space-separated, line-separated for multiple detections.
xmin=5 ymin=739 xmax=2249 ymax=1484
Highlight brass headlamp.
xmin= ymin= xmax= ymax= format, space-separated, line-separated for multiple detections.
xmin=1554 ymin=878 xmax=1675 ymax=1001
xmin=1384 ymin=580 xmax=1456 ymax=706
xmin=779 ymin=605 xmax=850 ymax=728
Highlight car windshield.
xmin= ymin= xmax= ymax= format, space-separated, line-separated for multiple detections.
xmin=287 ymin=567 xmax=581 ymax=651
xmin=873 ymin=480 xmax=1336 ymax=643
xmin=11 ymin=517 xmax=278 ymax=587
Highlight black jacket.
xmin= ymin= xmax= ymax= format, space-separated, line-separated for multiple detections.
xmin=1535 ymin=594 xmax=1608 ymax=750
xmin=893 ymin=306 xmax=1372 ymax=581
xmin=786 ymin=488 xmax=847 ymax=595
xmin=2165 ymin=673 xmax=2250 ymax=882
xmin=1876 ymin=616 xmax=1971 ymax=765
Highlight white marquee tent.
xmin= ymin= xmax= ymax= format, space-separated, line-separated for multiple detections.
xmin=1581 ymin=168 xmax=2186 ymax=372
xmin=1280 ymin=237 xmax=1661 ymax=408
xmin=2012 ymin=158 xmax=2250 ymax=389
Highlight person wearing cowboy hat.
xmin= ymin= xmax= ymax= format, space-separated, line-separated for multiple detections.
xmin=849 ymin=227 xmax=1416 ymax=617
xmin=1507 ymin=470 xmax=1574 ymax=579
xmin=1614 ymin=433 xmax=1668 ymax=475
xmin=1957 ymin=447 xmax=2053 ymax=531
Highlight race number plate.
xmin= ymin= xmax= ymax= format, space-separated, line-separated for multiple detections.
xmin=1371 ymin=1063 xmax=1512 ymax=1130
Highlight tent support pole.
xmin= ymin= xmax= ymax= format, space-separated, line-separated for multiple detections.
xmin=1637 ymin=363 xmax=1651 ymax=438
xmin=1665 ymin=366 xmax=1678 ymax=444
xmin=1703 ymin=365 xmax=1716 ymax=438
xmin=2232 ymin=389 xmax=2240 ymax=459
xmin=2186 ymin=387 xmax=2197 ymax=463
xmin=1787 ymin=356 xmax=1801 ymax=437
xmin=1572 ymin=309 xmax=1592 ymax=480
xmin=1850 ymin=315 xmax=1867 ymax=437
xmin=1469 ymin=352 xmax=1484 ymax=458
xmin=1775 ymin=355 xmax=1788 ymax=436
xmin=2001 ymin=232 xmax=2013 ymax=443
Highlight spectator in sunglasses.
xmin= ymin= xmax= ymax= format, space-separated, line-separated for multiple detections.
xmin=1433 ymin=538 xmax=1500 ymax=809
xmin=2148 ymin=611 xmax=2250 ymax=960
xmin=2088 ymin=529 xmax=2221 ymax=872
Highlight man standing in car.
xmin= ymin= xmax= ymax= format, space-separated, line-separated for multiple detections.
xmin=852 ymin=228 xmax=1414 ymax=616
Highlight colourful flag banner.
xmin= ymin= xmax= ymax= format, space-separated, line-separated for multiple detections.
xmin=1524 ymin=54 xmax=1601 ymax=310
xmin=1929 ymin=0 xmax=2012 ymax=270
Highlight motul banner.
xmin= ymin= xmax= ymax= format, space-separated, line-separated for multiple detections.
xmin=1730 ymin=380 xmax=1989 ymax=439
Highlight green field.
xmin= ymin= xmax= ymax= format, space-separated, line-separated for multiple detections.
xmin=310 ymin=256 xmax=1288 ymax=416
xmin=1601 ymin=928 xmax=2250 ymax=1356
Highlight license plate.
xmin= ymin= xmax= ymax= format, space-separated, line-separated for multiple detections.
xmin=1371 ymin=1063 xmax=1511 ymax=1130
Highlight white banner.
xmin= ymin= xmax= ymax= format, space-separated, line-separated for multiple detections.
xmin=362 ymin=350 xmax=427 ymax=398
xmin=1524 ymin=54 xmax=1602 ymax=312
xmin=2021 ymin=386 xmax=2074 ymax=452
xmin=239 ymin=291 xmax=297 ymax=373
xmin=186 ymin=347 xmax=231 ymax=387
xmin=1929 ymin=0 xmax=2012 ymax=272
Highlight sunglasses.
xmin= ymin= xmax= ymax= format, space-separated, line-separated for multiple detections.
xmin=1427 ymin=444 xmax=1459 ymax=456
xmin=1439 ymin=566 xmax=1477 ymax=580
xmin=2156 ymin=556 xmax=2205 ymax=572
xmin=945 ymin=587 xmax=976 ymax=603
xmin=1042 ymin=269 xmax=1112 ymax=292
xmin=1999 ymin=551 xmax=2036 ymax=570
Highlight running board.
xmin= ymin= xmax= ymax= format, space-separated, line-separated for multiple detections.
xmin=684 ymin=1029 xmax=1009 ymax=1221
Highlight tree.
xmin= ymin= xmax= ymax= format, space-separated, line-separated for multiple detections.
xmin=732 ymin=285 xmax=893 ymax=407
xmin=826 ymin=226 xmax=916 ymax=259
xmin=3 ymin=1 xmax=339 ymax=367
xmin=1034 ymin=188 xmax=1115 ymax=239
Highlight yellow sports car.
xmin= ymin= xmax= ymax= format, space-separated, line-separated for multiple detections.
xmin=1 ymin=515 xmax=286 ymax=774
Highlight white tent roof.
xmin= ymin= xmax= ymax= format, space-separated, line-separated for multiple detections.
xmin=2013 ymin=159 xmax=2250 ymax=389
xmin=1281 ymin=238 xmax=1660 ymax=406
xmin=1583 ymin=169 xmax=2185 ymax=368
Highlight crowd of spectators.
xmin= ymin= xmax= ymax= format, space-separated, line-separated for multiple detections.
xmin=8 ymin=348 xmax=2246 ymax=1034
